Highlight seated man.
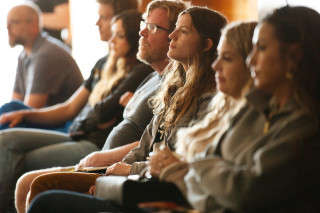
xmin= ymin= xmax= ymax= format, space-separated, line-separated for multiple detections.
xmin=1 ymin=2 xmax=83 ymax=130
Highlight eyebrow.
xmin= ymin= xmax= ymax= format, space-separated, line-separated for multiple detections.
xmin=177 ymin=25 xmax=190 ymax=30
xmin=219 ymin=51 xmax=237 ymax=56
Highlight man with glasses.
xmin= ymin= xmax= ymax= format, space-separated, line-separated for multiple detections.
xmin=25 ymin=1 xmax=190 ymax=212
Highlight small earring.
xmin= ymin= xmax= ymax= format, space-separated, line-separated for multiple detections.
xmin=285 ymin=71 xmax=293 ymax=79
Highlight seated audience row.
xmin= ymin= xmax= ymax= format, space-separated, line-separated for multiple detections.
xmin=31 ymin=4 xmax=320 ymax=213
xmin=0 ymin=0 xmax=319 ymax=212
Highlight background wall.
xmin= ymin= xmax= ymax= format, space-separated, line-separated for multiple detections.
xmin=138 ymin=0 xmax=258 ymax=22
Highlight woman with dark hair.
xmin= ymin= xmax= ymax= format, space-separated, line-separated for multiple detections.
xmin=23 ymin=6 xmax=227 ymax=212
xmin=179 ymin=5 xmax=320 ymax=212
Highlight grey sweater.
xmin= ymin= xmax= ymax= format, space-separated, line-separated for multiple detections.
xmin=184 ymin=89 xmax=319 ymax=213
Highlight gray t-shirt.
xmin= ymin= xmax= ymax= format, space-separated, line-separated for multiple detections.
xmin=13 ymin=33 xmax=83 ymax=106
xmin=102 ymin=71 xmax=161 ymax=150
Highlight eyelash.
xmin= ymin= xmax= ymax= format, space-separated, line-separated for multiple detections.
xmin=223 ymin=57 xmax=232 ymax=61
xmin=217 ymin=54 xmax=232 ymax=62
xmin=257 ymin=44 xmax=266 ymax=51
xmin=174 ymin=28 xmax=187 ymax=34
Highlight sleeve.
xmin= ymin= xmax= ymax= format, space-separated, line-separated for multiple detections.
xmin=51 ymin=0 xmax=69 ymax=7
xmin=184 ymin=114 xmax=318 ymax=212
xmin=13 ymin=56 xmax=25 ymax=95
xmin=122 ymin=115 xmax=159 ymax=175
xmin=83 ymin=56 xmax=108 ymax=91
xmin=27 ymin=51 xmax=69 ymax=95
xmin=79 ymin=63 xmax=153 ymax=132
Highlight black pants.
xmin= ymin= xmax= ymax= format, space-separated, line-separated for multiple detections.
xmin=123 ymin=178 xmax=190 ymax=207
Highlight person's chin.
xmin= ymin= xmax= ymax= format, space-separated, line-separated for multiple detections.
xmin=167 ymin=50 xmax=175 ymax=59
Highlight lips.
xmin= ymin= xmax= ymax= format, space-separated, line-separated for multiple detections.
xmin=169 ymin=41 xmax=176 ymax=49
xmin=215 ymin=75 xmax=225 ymax=83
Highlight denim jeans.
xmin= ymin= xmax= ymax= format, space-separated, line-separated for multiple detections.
xmin=28 ymin=190 xmax=141 ymax=213
xmin=0 ymin=128 xmax=99 ymax=212
xmin=0 ymin=100 xmax=71 ymax=133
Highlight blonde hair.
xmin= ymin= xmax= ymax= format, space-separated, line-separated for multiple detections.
xmin=144 ymin=0 xmax=190 ymax=31
xmin=175 ymin=21 xmax=257 ymax=162
xmin=88 ymin=54 xmax=132 ymax=106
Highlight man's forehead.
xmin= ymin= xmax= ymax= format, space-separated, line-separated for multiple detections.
xmin=146 ymin=8 xmax=169 ymax=26
xmin=99 ymin=4 xmax=114 ymax=17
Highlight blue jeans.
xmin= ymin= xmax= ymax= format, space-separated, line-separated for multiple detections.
xmin=0 ymin=100 xmax=71 ymax=133
xmin=27 ymin=190 xmax=142 ymax=213
xmin=0 ymin=128 xmax=99 ymax=212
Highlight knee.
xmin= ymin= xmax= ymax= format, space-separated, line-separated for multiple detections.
xmin=0 ymin=131 xmax=12 ymax=148
xmin=0 ymin=130 xmax=23 ymax=150
xmin=15 ymin=172 xmax=35 ymax=197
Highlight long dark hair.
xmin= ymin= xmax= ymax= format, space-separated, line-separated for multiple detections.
xmin=89 ymin=10 xmax=141 ymax=105
xmin=150 ymin=7 xmax=227 ymax=131
xmin=112 ymin=10 xmax=142 ymax=58
xmin=263 ymin=6 xmax=320 ymax=114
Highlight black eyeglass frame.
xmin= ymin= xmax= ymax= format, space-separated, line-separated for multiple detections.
xmin=140 ymin=21 xmax=171 ymax=34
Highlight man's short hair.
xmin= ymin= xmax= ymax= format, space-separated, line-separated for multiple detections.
xmin=144 ymin=0 xmax=190 ymax=31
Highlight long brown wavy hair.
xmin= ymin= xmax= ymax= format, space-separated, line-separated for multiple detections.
xmin=149 ymin=7 xmax=227 ymax=131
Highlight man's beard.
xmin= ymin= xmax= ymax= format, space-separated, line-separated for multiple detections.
xmin=137 ymin=38 xmax=167 ymax=65
xmin=9 ymin=37 xmax=24 ymax=48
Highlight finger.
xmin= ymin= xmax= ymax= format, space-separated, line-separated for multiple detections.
xmin=10 ymin=120 xmax=18 ymax=128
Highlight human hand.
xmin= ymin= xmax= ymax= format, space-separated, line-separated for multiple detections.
xmin=148 ymin=147 xmax=180 ymax=177
xmin=75 ymin=151 xmax=101 ymax=171
xmin=105 ymin=162 xmax=131 ymax=176
xmin=119 ymin=92 xmax=134 ymax=107
xmin=0 ymin=111 xmax=25 ymax=127
xmin=88 ymin=185 xmax=96 ymax=195
xmin=97 ymin=117 xmax=117 ymax=130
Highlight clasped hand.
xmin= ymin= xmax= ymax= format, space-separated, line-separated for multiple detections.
xmin=147 ymin=147 xmax=180 ymax=178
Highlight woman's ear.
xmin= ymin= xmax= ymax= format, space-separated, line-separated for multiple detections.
xmin=203 ymin=38 xmax=213 ymax=52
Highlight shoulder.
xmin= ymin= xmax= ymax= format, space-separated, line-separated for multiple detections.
xmin=93 ymin=55 xmax=108 ymax=70
xmin=130 ymin=62 xmax=154 ymax=74
xmin=34 ymin=35 xmax=71 ymax=56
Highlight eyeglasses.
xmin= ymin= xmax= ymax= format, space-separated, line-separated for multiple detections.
xmin=140 ymin=21 xmax=171 ymax=34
